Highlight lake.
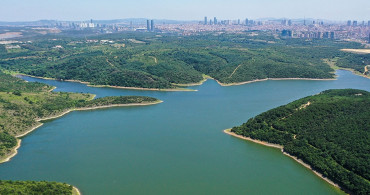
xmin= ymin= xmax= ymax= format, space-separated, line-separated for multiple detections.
xmin=1 ymin=70 xmax=369 ymax=194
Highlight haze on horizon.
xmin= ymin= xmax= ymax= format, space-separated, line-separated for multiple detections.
xmin=1 ymin=0 xmax=370 ymax=22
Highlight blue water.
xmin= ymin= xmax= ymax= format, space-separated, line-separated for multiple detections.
xmin=1 ymin=70 xmax=368 ymax=194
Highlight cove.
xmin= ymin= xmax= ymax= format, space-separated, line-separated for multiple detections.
xmin=1 ymin=70 xmax=369 ymax=195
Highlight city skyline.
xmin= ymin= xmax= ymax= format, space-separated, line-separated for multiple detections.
xmin=1 ymin=0 xmax=370 ymax=22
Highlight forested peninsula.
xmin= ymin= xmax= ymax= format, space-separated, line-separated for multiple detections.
xmin=1 ymin=32 xmax=369 ymax=89
xmin=230 ymin=89 xmax=370 ymax=194
xmin=0 ymin=71 xmax=161 ymax=194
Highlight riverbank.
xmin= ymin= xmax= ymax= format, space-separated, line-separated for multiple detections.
xmin=324 ymin=58 xmax=370 ymax=79
xmin=72 ymin=186 xmax=81 ymax=195
xmin=173 ymin=75 xmax=211 ymax=87
xmin=1 ymin=100 xmax=163 ymax=164
xmin=16 ymin=74 xmax=196 ymax=92
xmin=223 ymin=129 xmax=342 ymax=191
xmin=215 ymin=77 xmax=335 ymax=86
xmin=0 ymin=140 xmax=21 ymax=164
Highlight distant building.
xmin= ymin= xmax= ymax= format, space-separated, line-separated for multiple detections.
xmin=245 ymin=18 xmax=249 ymax=26
xmin=147 ymin=20 xmax=150 ymax=31
xmin=204 ymin=16 xmax=208 ymax=25
xmin=368 ymin=21 xmax=370 ymax=26
xmin=281 ymin=19 xmax=287 ymax=25
xmin=151 ymin=20 xmax=154 ymax=31
xmin=353 ymin=21 xmax=357 ymax=26
xmin=281 ymin=30 xmax=292 ymax=37
xmin=347 ymin=20 xmax=351 ymax=26
xmin=288 ymin=20 xmax=292 ymax=26
xmin=214 ymin=17 xmax=217 ymax=25
xmin=330 ymin=32 xmax=335 ymax=39
xmin=238 ymin=19 xmax=240 ymax=25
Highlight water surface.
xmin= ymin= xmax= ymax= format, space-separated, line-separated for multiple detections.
xmin=1 ymin=70 xmax=369 ymax=194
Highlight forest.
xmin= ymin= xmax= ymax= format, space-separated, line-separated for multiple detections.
xmin=0 ymin=32 xmax=367 ymax=89
xmin=231 ymin=89 xmax=370 ymax=194
xmin=0 ymin=180 xmax=74 ymax=195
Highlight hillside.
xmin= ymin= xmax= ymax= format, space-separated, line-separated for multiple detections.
xmin=231 ymin=89 xmax=370 ymax=194
xmin=0 ymin=32 xmax=365 ymax=89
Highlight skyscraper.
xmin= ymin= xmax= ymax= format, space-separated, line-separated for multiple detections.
xmin=288 ymin=20 xmax=292 ymax=26
xmin=214 ymin=17 xmax=217 ymax=25
xmin=347 ymin=20 xmax=351 ymax=26
xmin=204 ymin=17 xmax=208 ymax=25
xmin=147 ymin=20 xmax=150 ymax=31
xmin=330 ymin=32 xmax=335 ymax=39
xmin=353 ymin=21 xmax=357 ymax=26
xmin=150 ymin=20 xmax=154 ymax=32
xmin=238 ymin=19 xmax=240 ymax=25
xmin=245 ymin=18 xmax=249 ymax=26
xmin=368 ymin=21 xmax=370 ymax=26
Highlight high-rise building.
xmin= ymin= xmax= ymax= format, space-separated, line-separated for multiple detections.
xmin=353 ymin=21 xmax=357 ymax=26
xmin=150 ymin=20 xmax=154 ymax=31
xmin=288 ymin=20 xmax=292 ymax=26
xmin=362 ymin=21 xmax=365 ymax=26
xmin=245 ymin=18 xmax=249 ymax=26
xmin=368 ymin=21 xmax=370 ymax=26
xmin=204 ymin=17 xmax=208 ymax=25
xmin=238 ymin=19 xmax=240 ymax=25
xmin=347 ymin=20 xmax=351 ymax=26
xmin=147 ymin=20 xmax=150 ymax=31
xmin=214 ymin=17 xmax=217 ymax=25
xmin=330 ymin=32 xmax=335 ymax=39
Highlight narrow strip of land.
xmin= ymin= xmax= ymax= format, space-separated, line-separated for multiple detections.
xmin=1 ymin=100 xmax=163 ymax=164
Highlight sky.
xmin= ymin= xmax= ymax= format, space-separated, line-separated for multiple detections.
xmin=1 ymin=0 xmax=369 ymax=22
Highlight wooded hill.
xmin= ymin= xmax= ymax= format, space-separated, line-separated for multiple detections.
xmin=0 ymin=32 xmax=367 ymax=89
xmin=231 ymin=89 xmax=370 ymax=194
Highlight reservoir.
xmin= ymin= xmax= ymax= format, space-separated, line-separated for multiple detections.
xmin=0 ymin=70 xmax=369 ymax=194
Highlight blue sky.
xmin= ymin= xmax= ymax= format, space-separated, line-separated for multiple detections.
xmin=1 ymin=0 xmax=369 ymax=21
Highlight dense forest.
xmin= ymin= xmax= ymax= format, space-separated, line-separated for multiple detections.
xmin=0 ymin=32 xmax=366 ymax=89
xmin=231 ymin=89 xmax=370 ymax=194
xmin=0 ymin=180 xmax=74 ymax=195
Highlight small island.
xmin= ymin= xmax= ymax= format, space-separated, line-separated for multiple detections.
xmin=0 ymin=71 xmax=161 ymax=193
xmin=227 ymin=89 xmax=370 ymax=194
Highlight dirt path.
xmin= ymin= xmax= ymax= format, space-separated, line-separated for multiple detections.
xmin=149 ymin=56 xmax=158 ymax=64
xmin=106 ymin=58 xmax=115 ymax=67
xmin=229 ymin=64 xmax=242 ymax=78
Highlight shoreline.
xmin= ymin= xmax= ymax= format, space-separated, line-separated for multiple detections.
xmin=0 ymin=139 xmax=21 ymax=164
xmin=16 ymin=74 xmax=196 ymax=92
xmin=215 ymin=77 xmax=336 ymax=86
xmin=87 ymin=84 xmax=196 ymax=92
xmin=1 ymin=100 xmax=163 ymax=164
xmin=72 ymin=186 xmax=81 ymax=195
xmin=223 ymin=129 xmax=342 ymax=190
xmin=172 ymin=75 xmax=211 ymax=87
